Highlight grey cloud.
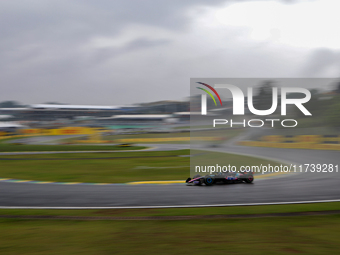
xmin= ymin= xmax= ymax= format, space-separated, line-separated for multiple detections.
xmin=302 ymin=49 xmax=340 ymax=77
xmin=0 ymin=0 xmax=231 ymax=104
xmin=89 ymin=38 xmax=171 ymax=64
xmin=0 ymin=0 xmax=333 ymax=105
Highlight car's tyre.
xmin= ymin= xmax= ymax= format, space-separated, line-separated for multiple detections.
xmin=204 ymin=176 xmax=215 ymax=186
xmin=244 ymin=175 xmax=254 ymax=183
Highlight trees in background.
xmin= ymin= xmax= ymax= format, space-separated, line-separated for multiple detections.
xmin=253 ymin=80 xmax=276 ymax=111
xmin=0 ymin=101 xmax=25 ymax=108
xmin=253 ymin=80 xmax=340 ymax=128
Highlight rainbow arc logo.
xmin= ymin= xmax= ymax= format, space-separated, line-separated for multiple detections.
xmin=196 ymin=82 xmax=223 ymax=106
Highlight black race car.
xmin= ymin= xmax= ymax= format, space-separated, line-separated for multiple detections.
xmin=185 ymin=171 xmax=254 ymax=186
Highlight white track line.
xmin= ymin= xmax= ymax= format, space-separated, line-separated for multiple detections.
xmin=0 ymin=199 xmax=340 ymax=209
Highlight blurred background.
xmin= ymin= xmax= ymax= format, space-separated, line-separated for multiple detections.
xmin=1 ymin=0 xmax=340 ymax=106
xmin=0 ymin=1 xmax=340 ymax=254
xmin=1 ymin=0 xmax=340 ymax=136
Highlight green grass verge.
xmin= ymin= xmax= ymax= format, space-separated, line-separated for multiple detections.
xmin=61 ymin=129 xmax=243 ymax=144
xmin=0 ymin=202 xmax=339 ymax=217
xmin=0 ymin=211 xmax=339 ymax=254
xmin=0 ymin=135 xmax=147 ymax=151
xmin=0 ymin=144 xmax=146 ymax=152
xmin=0 ymin=150 xmax=189 ymax=183
xmin=0 ymin=150 xmax=282 ymax=183
xmin=0 ymin=150 xmax=183 ymax=159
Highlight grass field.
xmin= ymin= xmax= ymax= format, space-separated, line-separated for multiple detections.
xmin=0 ymin=202 xmax=339 ymax=217
xmin=0 ymin=150 xmax=284 ymax=183
xmin=0 ymin=135 xmax=146 ymax=152
xmin=0 ymin=143 xmax=146 ymax=152
xmin=59 ymin=128 xmax=243 ymax=144
xmin=0 ymin=208 xmax=339 ymax=254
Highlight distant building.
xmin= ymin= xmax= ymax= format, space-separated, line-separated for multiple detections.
xmin=0 ymin=101 xmax=190 ymax=128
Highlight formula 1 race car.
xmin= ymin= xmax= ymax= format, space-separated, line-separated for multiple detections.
xmin=185 ymin=171 xmax=254 ymax=186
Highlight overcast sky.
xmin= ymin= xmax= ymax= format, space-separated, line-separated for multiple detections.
xmin=1 ymin=0 xmax=339 ymax=106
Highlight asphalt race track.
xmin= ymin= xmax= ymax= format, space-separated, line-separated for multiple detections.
xmin=0 ymin=136 xmax=339 ymax=208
